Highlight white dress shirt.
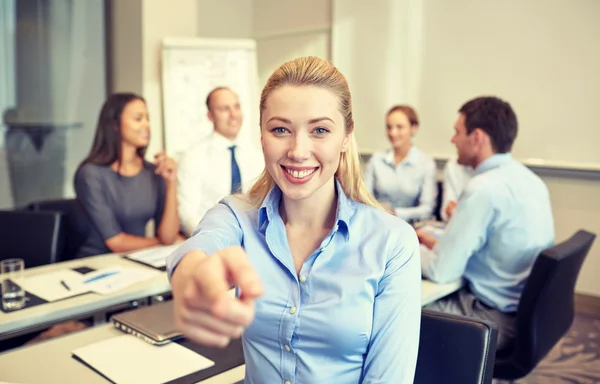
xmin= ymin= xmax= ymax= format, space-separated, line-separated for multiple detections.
xmin=177 ymin=131 xmax=264 ymax=236
xmin=441 ymin=158 xmax=475 ymax=221
xmin=364 ymin=146 xmax=437 ymax=222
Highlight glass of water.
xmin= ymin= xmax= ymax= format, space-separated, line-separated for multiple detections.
xmin=1 ymin=258 xmax=25 ymax=311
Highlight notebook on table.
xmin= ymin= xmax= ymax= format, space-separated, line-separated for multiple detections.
xmin=111 ymin=300 xmax=182 ymax=346
xmin=72 ymin=334 xmax=215 ymax=384
xmin=123 ymin=243 xmax=181 ymax=271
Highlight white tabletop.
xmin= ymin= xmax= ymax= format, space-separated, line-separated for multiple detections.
xmin=421 ymin=278 xmax=463 ymax=306
xmin=0 ymin=324 xmax=245 ymax=384
xmin=0 ymin=253 xmax=170 ymax=339
xmin=0 ymin=278 xmax=461 ymax=384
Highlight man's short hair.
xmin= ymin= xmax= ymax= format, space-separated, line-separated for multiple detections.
xmin=205 ymin=87 xmax=231 ymax=110
xmin=459 ymin=96 xmax=518 ymax=153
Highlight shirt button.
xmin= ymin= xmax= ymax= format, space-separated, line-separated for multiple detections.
xmin=290 ymin=306 xmax=297 ymax=314
xmin=284 ymin=344 xmax=291 ymax=351
xmin=299 ymin=275 xmax=306 ymax=283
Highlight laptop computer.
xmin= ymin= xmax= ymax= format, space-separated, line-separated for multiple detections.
xmin=111 ymin=300 xmax=182 ymax=346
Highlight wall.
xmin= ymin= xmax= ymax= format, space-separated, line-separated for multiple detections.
xmin=254 ymin=0 xmax=331 ymax=88
xmin=108 ymin=0 xmax=143 ymax=95
xmin=331 ymin=0 xmax=423 ymax=152
xmin=417 ymin=0 xmax=600 ymax=169
xmin=197 ymin=0 xmax=253 ymax=38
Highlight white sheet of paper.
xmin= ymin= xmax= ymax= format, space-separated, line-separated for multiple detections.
xmin=126 ymin=244 xmax=180 ymax=268
xmin=19 ymin=269 xmax=90 ymax=302
xmin=64 ymin=267 xmax=158 ymax=296
xmin=72 ymin=335 xmax=214 ymax=384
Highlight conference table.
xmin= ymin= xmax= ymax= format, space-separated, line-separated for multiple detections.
xmin=0 ymin=252 xmax=172 ymax=342
xmin=0 ymin=246 xmax=460 ymax=342
xmin=0 ymin=275 xmax=463 ymax=384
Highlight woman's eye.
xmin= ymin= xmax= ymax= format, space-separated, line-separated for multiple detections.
xmin=272 ymin=127 xmax=288 ymax=134
xmin=314 ymin=127 xmax=329 ymax=135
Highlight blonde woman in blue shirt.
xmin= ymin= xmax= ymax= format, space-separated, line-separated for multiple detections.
xmin=167 ymin=57 xmax=421 ymax=383
xmin=364 ymin=105 xmax=437 ymax=223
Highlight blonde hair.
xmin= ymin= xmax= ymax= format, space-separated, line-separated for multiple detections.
xmin=247 ymin=56 xmax=382 ymax=210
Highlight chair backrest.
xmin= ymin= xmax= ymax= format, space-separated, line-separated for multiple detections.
xmin=495 ymin=229 xmax=596 ymax=379
xmin=27 ymin=198 xmax=90 ymax=261
xmin=433 ymin=180 xmax=443 ymax=221
xmin=0 ymin=210 xmax=64 ymax=268
xmin=415 ymin=309 xmax=498 ymax=384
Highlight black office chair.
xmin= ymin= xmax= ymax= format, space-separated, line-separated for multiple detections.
xmin=415 ymin=309 xmax=498 ymax=384
xmin=433 ymin=180 xmax=444 ymax=221
xmin=0 ymin=210 xmax=65 ymax=268
xmin=494 ymin=230 xmax=596 ymax=381
xmin=27 ymin=198 xmax=90 ymax=261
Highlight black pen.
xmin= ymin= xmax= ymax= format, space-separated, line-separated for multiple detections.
xmin=61 ymin=280 xmax=71 ymax=291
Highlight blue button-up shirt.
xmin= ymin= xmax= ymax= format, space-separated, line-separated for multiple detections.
xmin=421 ymin=154 xmax=555 ymax=312
xmin=167 ymin=180 xmax=421 ymax=383
xmin=364 ymin=146 xmax=437 ymax=222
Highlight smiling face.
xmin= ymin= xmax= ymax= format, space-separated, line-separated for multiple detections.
xmin=260 ymin=85 xmax=350 ymax=202
xmin=208 ymin=88 xmax=243 ymax=141
xmin=120 ymin=98 xmax=150 ymax=148
xmin=386 ymin=110 xmax=416 ymax=151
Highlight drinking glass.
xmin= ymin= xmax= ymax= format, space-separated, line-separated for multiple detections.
xmin=1 ymin=258 xmax=25 ymax=311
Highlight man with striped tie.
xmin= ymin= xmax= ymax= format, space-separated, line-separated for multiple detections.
xmin=177 ymin=87 xmax=264 ymax=237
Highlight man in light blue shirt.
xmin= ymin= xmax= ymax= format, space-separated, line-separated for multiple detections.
xmin=417 ymin=96 xmax=554 ymax=350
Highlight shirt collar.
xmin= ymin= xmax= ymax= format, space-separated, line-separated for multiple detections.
xmin=257 ymin=178 xmax=354 ymax=241
xmin=384 ymin=146 xmax=417 ymax=166
xmin=474 ymin=153 xmax=513 ymax=175
xmin=211 ymin=131 xmax=237 ymax=149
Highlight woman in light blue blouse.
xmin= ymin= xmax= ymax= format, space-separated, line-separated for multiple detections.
xmin=167 ymin=57 xmax=421 ymax=383
xmin=364 ymin=105 xmax=437 ymax=222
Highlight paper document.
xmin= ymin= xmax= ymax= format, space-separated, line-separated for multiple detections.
xmin=72 ymin=335 xmax=214 ymax=384
xmin=63 ymin=267 xmax=159 ymax=295
xmin=19 ymin=269 xmax=90 ymax=302
xmin=126 ymin=243 xmax=180 ymax=268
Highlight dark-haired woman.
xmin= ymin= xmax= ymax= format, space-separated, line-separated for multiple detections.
xmin=74 ymin=93 xmax=181 ymax=258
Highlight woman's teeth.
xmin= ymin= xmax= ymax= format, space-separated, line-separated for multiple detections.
xmin=285 ymin=168 xmax=316 ymax=178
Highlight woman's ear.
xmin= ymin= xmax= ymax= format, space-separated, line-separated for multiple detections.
xmin=341 ymin=133 xmax=351 ymax=153
xmin=410 ymin=124 xmax=419 ymax=137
